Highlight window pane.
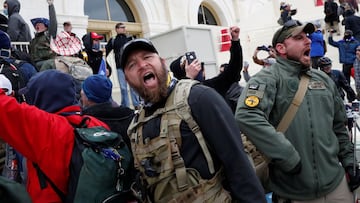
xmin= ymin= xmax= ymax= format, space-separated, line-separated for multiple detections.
xmin=84 ymin=0 xmax=108 ymax=20
xmin=204 ymin=7 xmax=217 ymax=25
xmin=109 ymin=0 xmax=135 ymax=22
xmin=198 ymin=5 xmax=217 ymax=25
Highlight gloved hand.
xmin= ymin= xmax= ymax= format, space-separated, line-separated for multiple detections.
xmin=47 ymin=0 xmax=54 ymax=5
xmin=346 ymin=165 xmax=360 ymax=191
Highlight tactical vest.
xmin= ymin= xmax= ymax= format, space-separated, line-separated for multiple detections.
xmin=128 ymin=80 xmax=232 ymax=203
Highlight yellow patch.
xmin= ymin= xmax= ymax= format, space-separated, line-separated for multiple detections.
xmin=245 ymin=95 xmax=260 ymax=107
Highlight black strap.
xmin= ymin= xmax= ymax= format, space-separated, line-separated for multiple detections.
xmin=32 ymin=112 xmax=88 ymax=203
xmin=33 ymin=163 xmax=66 ymax=202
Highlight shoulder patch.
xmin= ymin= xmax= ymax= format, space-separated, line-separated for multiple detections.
xmin=308 ymin=81 xmax=325 ymax=90
xmin=246 ymin=83 xmax=266 ymax=99
xmin=249 ymin=83 xmax=259 ymax=90
xmin=245 ymin=95 xmax=260 ymax=107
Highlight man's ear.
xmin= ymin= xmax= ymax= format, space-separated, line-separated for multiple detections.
xmin=275 ymin=43 xmax=286 ymax=55
xmin=160 ymin=57 xmax=166 ymax=64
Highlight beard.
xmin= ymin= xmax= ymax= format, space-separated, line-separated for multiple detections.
xmin=132 ymin=63 xmax=169 ymax=104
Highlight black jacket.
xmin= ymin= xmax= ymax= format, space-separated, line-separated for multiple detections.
xmin=80 ymin=33 xmax=104 ymax=74
xmin=202 ymin=40 xmax=242 ymax=98
xmin=345 ymin=13 xmax=360 ymax=40
xmin=105 ymin=34 xmax=132 ymax=69
xmin=329 ymin=69 xmax=356 ymax=102
xmin=324 ymin=1 xmax=340 ymax=23
xmin=82 ymin=102 xmax=134 ymax=147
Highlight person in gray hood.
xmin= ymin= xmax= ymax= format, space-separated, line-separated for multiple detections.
xmin=4 ymin=0 xmax=31 ymax=42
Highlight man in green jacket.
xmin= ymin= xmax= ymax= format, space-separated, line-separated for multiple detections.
xmin=235 ymin=20 xmax=360 ymax=202
xmin=29 ymin=0 xmax=57 ymax=71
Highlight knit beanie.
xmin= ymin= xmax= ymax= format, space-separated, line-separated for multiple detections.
xmin=82 ymin=74 xmax=112 ymax=103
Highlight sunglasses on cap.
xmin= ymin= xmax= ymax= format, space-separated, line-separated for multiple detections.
xmin=272 ymin=20 xmax=315 ymax=47
xmin=278 ymin=20 xmax=303 ymax=38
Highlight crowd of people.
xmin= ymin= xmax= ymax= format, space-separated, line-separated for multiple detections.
xmin=1 ymin=0 xmax=360 ymax=203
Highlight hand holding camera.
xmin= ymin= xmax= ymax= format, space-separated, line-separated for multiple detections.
xmin=257 ymin=45 xmax=270 ymax=52
xmin=185 ymin=51 xmax=196 ymax=64
xmin=184 ymin=52 xmax=201 ymax=79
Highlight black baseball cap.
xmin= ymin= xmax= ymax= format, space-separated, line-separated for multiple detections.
xmin=120 ymin=38 xmax=158 ymax=69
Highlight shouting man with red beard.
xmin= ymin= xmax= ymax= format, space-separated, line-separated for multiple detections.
xmin=236 ymin=20 xmax=359 ymax=203
xmin=119 ymin=39 xmax=266 ymax=203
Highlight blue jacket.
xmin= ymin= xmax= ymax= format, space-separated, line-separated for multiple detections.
xmin=309 ymin=30 xmax=325 ymax=57
xmin=328 ymin=36 xmax=359 ymax=64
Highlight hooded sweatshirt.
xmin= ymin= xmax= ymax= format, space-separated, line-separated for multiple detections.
xmin=6 ymin=0 xmax=31 ymax=42
xmin=0 ymin=70 xmax=108 ymax=202
xmin=22 ymin=70 xmax=78 ymax=112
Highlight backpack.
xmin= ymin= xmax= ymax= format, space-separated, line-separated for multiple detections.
xmin=0 ymin=176 xmax=31 ymax=203
xmin=35 ymin=116 xmax=133 ymax=203
xmin=0 ymin=58 xmax=26 ymax=102
xmin=54 ymin=56 xmax=93 ymax=81
xmin=241 ymin=134 xmax=269 ymax=188
xmin=0 ymin=59 xmax=27 ymax=185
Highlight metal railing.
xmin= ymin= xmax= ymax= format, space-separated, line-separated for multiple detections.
xmin=11 ymin=42 xmax=30 ymax=53
xmin=11 ymin=42 xmax=108 ymax=54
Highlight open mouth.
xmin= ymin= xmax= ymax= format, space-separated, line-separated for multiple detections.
xmin=304 ymin=50 xmax=310 ymax=57
xmin=143 ymin=72 xmax=155 ymax=84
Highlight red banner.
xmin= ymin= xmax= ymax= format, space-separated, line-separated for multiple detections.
xmin=315 ymin=0 xmax=323 ymax=6
xmin=220 ymin=29 xmax=231 ymax=52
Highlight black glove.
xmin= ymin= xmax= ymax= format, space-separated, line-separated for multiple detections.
xmin=346 ymin=165 xmax=360 ymax=191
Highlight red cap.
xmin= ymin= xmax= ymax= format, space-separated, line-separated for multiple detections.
xmin=90 ymin=32 xmax=104 ymax=40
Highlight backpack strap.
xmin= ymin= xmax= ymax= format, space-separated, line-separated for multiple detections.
xmin=33 ymin=113 xmax=89 ymax=202
xmin=33 ymin=163 xmax=66 ymax=202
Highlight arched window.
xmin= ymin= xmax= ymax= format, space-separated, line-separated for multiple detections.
xmin=198 ymin=4 xmax=218 ymax=25
xmin=84 ymin=0 xmax=135 ymax=22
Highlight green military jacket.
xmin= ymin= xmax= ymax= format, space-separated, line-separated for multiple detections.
xmin=235 ymin=57 xmax=354 ymax=200
xmin=29 ymin=31 xmax=56 ymax=63
xmin=29 ymin=4 xmax=57 ymax=63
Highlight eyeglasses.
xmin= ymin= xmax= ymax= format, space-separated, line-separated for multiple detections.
xmin=356 ymin=49 xmax=360 ymax=51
